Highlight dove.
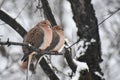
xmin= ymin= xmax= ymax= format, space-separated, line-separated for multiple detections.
xmin=34 ymin=25 xmax=65 ymax=71
xmin=21 ymin=20 xmax=52 ymax=80
xmin=46 ymin=25 xmax=65 ymax=53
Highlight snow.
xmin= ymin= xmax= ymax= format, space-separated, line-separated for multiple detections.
xmin=90 ymin=38 xmax=96 ymax=42
xmin=92 ymin=0 xmax=120 ymax=80
xmin=75 ymin=39 xmax=96 ymax=58
xmin=0 ymin=55 xmax=8 ymax=72
xmin=61 ymin=0 xmax=78 ymax=43
xmin=94 ymin=71 xmax=104 ymax=79
xmin=75 ymin=40 xmax=85 ymax=58
xmin=63 ymin=67 xmax=72 ymax=80
xmin=71 ymin=59 xmax=89 ymax=80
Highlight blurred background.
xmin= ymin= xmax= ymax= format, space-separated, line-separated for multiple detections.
xmin=0 ymin=0 xmax=120 ymax=80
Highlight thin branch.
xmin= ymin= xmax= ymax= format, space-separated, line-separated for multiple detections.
xmin=45 ymin=55 xmax=70 ymax=77
xmin=15 ymin=0 xmax=30 ymax=19
xmin=51 ymin=63 xmax=70 ymax=77
xmin=39 ymin=57 xmax=59 ymax=80
xmin=0 ymin=40 xmax=63 ymax=55
xmin=98 ymin=8 xmax=120 ymax=26
xmin=0 ymin=0 xmax=6 ymax=9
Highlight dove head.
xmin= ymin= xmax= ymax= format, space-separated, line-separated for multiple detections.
xmin=52 ymin=25 xmax=63 ymax=31
xmin=40 ymin=20 xmax=51 ymax=27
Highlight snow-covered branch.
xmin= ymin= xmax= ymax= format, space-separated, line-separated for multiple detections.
xmin=71 ymin=59 xmax=91 ymax=80
xmin=64 ymin=47 xmax=91 ymax=80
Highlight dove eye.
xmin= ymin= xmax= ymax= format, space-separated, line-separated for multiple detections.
xmin=43 ymin=22 xmax=46 ymax=24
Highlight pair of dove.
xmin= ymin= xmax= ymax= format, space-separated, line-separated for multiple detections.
xmin=21 ymin=20 xmax=65 ymax=73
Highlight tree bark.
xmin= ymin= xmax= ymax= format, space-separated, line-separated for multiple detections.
xmin=68 ymin=0 xmax=104 ymax=80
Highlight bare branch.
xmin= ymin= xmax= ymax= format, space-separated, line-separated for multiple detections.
xmin=41 ymin=0 xmax=57 ymax=26
xmin=0 ymin=0 xmax=6 ymax=9
xmin=64 ymin=47 xmax=77 ymax=73
xmin=98 ymin=8 xmax=120 ymax=26
xmin=0 ymin=40 xmax=63 ymax=55
xmin=15 ymin=0 xmax=30 ymax=19
xmin=0 ymin=10 xmax=27 ymax=37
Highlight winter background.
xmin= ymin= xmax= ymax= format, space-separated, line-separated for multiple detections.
xmin=0 ymin=0 xmax=120 ymax=80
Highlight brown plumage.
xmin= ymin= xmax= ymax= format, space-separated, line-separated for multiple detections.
xmin=21 ymin=20 xmax=52 ymax=79
xmin=46 ymin=25 xmax=65 ymax=52
xmin=22 ymin=20 xmax=52 ymax=61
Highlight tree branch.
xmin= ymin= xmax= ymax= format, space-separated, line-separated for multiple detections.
xmin=0 ymin=10 xmax=26 ymax=37
xmin=41 ymin=0 xmax=57 ymax=26
xmin=64 ymin=48 xmax=77 ymax=73
xmin=0 ymin=40 xmax=63 ymax=55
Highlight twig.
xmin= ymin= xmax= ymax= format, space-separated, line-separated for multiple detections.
xmin=37 ymin=0 xmax=45 ymax=20
xmin=66 ymin=38 xmax=81 ymax=49
xmin=45 ymin=55 xmax=69 ymax=77
xmin=15 ymin=0 xmax=30 ymax=19
xmin=39 ymin=56 xmax=60 ymax=80
xmin=0 ymin=40 xmax=63 ymax=55
xmin=52 ymin=65 xmax=70 ymax=77
xmin=98 ymin=8 xmax=120 ymax=26
xmin=0 ymin=0 xmax=6 ymax=9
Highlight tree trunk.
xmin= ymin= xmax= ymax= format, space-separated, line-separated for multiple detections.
xmin=68 ymin=0 xmax=104 ymax=80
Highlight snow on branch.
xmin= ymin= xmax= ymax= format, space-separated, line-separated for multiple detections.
xmin=72 ymin=59 xmax=89 ymax=80
xmin=75 ymin=39 xmax=96 ymax=58
xmin=64 ymin=47 xmax=91 ymax=80
xmin=94 ymin=71 xmax=104 ymax=80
